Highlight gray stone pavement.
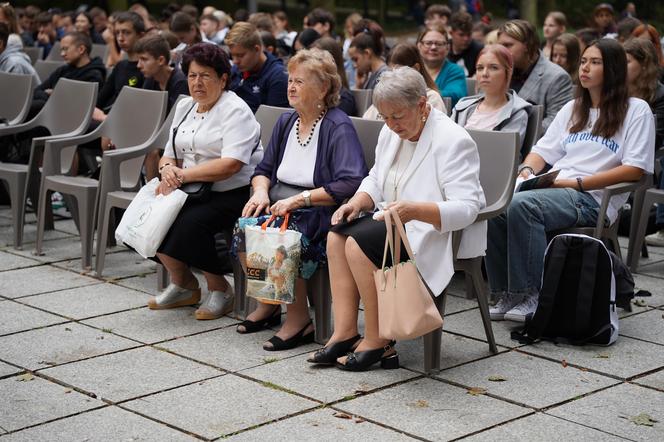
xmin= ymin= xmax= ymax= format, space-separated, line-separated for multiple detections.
xmin=0 ymin=208 xmax=663 ymax=441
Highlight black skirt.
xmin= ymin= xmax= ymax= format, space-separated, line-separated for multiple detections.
xmin=154 ymin=186 xmax=250 ymax=275
xmin=330 ymin=215 xmax=409 ymax=268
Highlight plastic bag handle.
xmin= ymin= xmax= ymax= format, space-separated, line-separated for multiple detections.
xmin=261 ymin=213 xmax=290 ymax=232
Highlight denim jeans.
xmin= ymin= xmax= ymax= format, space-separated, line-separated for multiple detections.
xmin=486 ymin=188 xmax=599 ymax=296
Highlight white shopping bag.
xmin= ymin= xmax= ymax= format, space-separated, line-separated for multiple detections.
xmin=245 ymin=214 xmax=302 ymax=304
xmin=115 ymin=178 xmax=188 ymax=258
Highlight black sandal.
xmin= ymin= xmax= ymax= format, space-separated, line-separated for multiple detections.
xmin=236 ymin=305 xmax=281 ymax=334
xmin=336 ymin=341 xmax=398 ymax=372
xmin=263 ymin=321 xmax=315 ymax=351
xmin=307 ymin=334 xmax=362 ymax=365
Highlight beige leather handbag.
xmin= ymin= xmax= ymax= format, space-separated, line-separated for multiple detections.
xmin=374 ymin=209 xmax=444 ymax=341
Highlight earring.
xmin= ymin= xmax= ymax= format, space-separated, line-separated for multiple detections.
xmin=317 ymin=103 xmax=323 ymax=109
xmin=421 ymin=115 xmax=426 ymax=122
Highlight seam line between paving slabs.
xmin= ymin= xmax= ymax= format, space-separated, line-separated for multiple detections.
xmin=539 ymin=412 xmax=638 ymax=442
xmin=112 ymin=404 xmax=211 ymax=441
xmin=0 ymin=240 xmax=129 ymax=266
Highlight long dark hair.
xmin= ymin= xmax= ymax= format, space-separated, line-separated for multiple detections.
xmin=387 ymin=43 xmax=438 ymax=91
xmin=569 ymin=39 xmax=628 ymax=139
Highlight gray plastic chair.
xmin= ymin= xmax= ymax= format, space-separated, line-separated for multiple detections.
xmin=0 ymin=78 xmax=98 ymax=249
xmin=34 ymin=60 xmax=65 ymax=83
xmin=35 ymin=87 xmax=167 ymax=269
xmin=255 ymin=105 xmax=290 ymax=150
xmin=90 ymin=44 xmax=109 ymax=61
xmin=348 ymin=116 xmax=384 ymax=169
xmin=628 ymin=185 xmax=664 ymax=273
xmin=466 ymin=78 xmax=477 ymax=95
xmin=521 ymin=104 xmax=543 ymax=159
xmin=351 ymin=88 xmax=373 ymax=117
xmin=45 ymin=41 xmax=63 ymax=61
xmin=94 ymin=96 xmax=186 ymax=276
xmin=0 ymin=71 xmax=33 ymax=126
xmin=442 ymin=97 xmax=452 ymax=116
xmin=423 ymin=129 xmax=520 ymax=373
xmin=23 ymin=46 xmax=43 ymax=65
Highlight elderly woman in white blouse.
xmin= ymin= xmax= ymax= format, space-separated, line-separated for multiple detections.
xmin=309 ymin=67 xmax=486 ymax=371
xmin=148 ymin=43 xmax=262 ymax=320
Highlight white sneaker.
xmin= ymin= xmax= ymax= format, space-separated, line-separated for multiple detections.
xmin=504 ymin=295 xmax=539 ymax=322
xmin=645 ymin=230 xmax=664 ymax=247
xmin=490 ymin=293 xmax=524 ymax=321
xmin=148 ymin=283 xmax=201 ymax=310
xmin=195 ymin=289 xmax=234 ymax=320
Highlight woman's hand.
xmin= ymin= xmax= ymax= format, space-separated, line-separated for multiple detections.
xmin=160 ymin=164 xmax=185 ymax=189
xmin=331 ymin=203 xmax=360 ymax=225
xmin=155 ymin=180 xmax=175 ymax=196
xmin=270 ymin=196 xmax=302 ymax=216
xmin=377 ymin=201 xmax=418 ymax=223
xmin=552 ymin=178 xmax=578 ymax=189
xmin=242 ymin=188 xmax=271 ymax=217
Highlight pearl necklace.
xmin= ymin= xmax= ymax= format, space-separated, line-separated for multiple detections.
xmin=295 ymin=109 xmax=326 ymax=147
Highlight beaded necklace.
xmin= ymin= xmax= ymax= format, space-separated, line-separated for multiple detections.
xmin=295 ymin=109 xmax=326 ymax=147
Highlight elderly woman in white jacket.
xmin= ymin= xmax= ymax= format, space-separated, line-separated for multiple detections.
xmin=307 ymin=66 xmax=486 ymax=372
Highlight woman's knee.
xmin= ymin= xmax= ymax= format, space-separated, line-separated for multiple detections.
xmin=344 ymin=236 xmax=367 ymax=264
xmin=327 ymin=232 xmax=346 ymax=254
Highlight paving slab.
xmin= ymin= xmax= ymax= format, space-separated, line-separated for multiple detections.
xmin=437 ymin=350 xmax=619 ymax=409
xmin=463 ymin=412 xmax=626 ymax=441
xmin=0 ymin=301 xmax=67 ymax=336
xmin=633 ymin=368 xmax=664 ymax=391
xmin=227 ymin=408 xmax=416 ymax=441
xmin=123 ymin=374 xmax=317 ymax=439
xmin=20 ymin=283 xmax=151 ymax=320
xmin=0 ymin=361 xmax=21 ymax=378
xmin=0 ymin=223 xmax=72 ymax=248
xmin=112 ymin=273 xmax=161 ymax=295
xmin=11 ymin=237 xmax=88 ymax=264
xmin=443 ymin=293 xmax=479 ymax=315
xmin=398 ymin=332 xmax=503 ymax=373
xmin=519 ymin=336 xmax=664 ymax=380
xmin=1 ymin=406 xmax=197 ymax=441
xmin=549 ymin=383 xmax=664 ymax=441
xmin=632 ymin=274 xmax=664 ymax=308
xmin=0 ymin=265 xmax=100 ymax=299
xmin=82 ymin=307 xmax=236 ymax=344
xmin=240 ymin=353 xmax=419 ymax=403
xmin=0 ymin=375 xmax=102 ymax=432
xmin=54 ymin=249 xmax=155 ymax=279
xmin=0 ymin=251 xmax=42 ymax=272
xmin=0 ymin=323 xmax=139 ymax=370
xmin=634 ymin=256 xmax=664 ymax=280
xmin=619 ymin=309 xmax=664 ymax=345
xmin=442 ymin=308 xmax=523 ymax=348
xmin=51 ymin=219 xmax=80 ymax=236
xmin=338 ymin=377 xmax=530 ymax=441
xmin=40 ymin=346 xmax=222 ymax=402
xmin=159 ymin=325 xmax=316 ymax=372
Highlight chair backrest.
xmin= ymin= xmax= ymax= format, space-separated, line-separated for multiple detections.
xmin=45 ymin=41 xmax=63 ymax=61
xmin=521 ymin=104 xmax=544 ymax=160
xmin=351 ymin=88 xmax=373 ymax=116
xmin=90 ymin=44 xmax=108 ymax=61
xmin=442 ymin=97 xmax=452 ymax=116
xmin=34 ymin=60 xmax=65 ymax=83
xmin=255 ymin=104 xmax=290 ymax=148
xmin=349 ymin=116 xmax=384 ymax=169
xmin=0 ymin=72 xmax=34 ymax=125
xmin=33 ymin=78 xmax=98 ymax=136
xmin=23 ymin=46 xmax=43 ymax=65
xmin=466 ymin=78 xmax=477 ymax=95
xmin=466 ymin=129 xmax=520 ymax=220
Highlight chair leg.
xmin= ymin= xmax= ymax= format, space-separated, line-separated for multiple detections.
xmin=7 ymin=174 xmax=27 ymax=250
xmin=642 ymin=243 xmax=648 ymax=259
xmin=627 ymin=187 xmax=646 ymax=265
xmin=231 ymin=255 xmax=247 ymax=319
xmin=423 ymin=291 xmax=447 ymax=374
xmin=94 ymin=203 xmax=113 ymax=277
xmin=75 ymin=191 xmax=97 ymax=270
xmin=630 ymin=192 xmax=658 ymax=273
xmin=311 ymin=267 xmax=332 ymax=345
xmin=34 ymin=187 xmax=51 ymax=256
xmin=467 ymin=258 xmax=498 ymax=354
xmin=157 ymin=264 xmax=169 ymax=291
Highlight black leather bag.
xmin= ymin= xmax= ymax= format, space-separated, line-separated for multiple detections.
xmin=171 ymin=103 xmax=213 ymax=202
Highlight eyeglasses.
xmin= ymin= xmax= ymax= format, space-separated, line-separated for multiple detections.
xmin=420 ymin=40 xmax=448 ymax=48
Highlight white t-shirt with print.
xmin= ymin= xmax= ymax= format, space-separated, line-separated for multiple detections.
xmin=164 ymin=92 xmax=263 ymax=192
xmin=532 ymin=97 xmax=655 ymax=223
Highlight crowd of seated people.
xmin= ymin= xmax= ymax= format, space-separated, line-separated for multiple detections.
xmin=1 ymin=1 xmax=663 ymax=372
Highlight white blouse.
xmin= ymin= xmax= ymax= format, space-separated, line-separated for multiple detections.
xmin=275 ymin=118 xmax=321 ymax=188
xmin=164 ymin=92 xmax=263 ymax=192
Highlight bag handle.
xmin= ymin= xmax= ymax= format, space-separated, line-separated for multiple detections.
xmin=261 ymin=213 xmax=290 ymax=232
xmin=171 ymin=102 xmax=196 ymax=165
xmin=390 ymin=210 xmax=416 ymax=261
xmin=381 ymin=210 xmax=396 ymax=271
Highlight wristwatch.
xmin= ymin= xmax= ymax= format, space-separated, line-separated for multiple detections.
xmin=301 ymin=190 xmax=312 ymax=207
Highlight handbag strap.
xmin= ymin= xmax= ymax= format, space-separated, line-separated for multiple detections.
xmin=171 ymin=102 xmax=197 ymax=164
xmin=261 ymin=213 xmax=290 ymax=232
xmin=390 ymin=210 xmax=416 ymax=261
xmin=381 ymin=210 xmax=396 ymax=270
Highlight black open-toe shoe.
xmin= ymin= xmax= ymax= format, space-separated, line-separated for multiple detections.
xmin=307 ymin=334 xmax=362 ymax=365
xmin=263 ymin=320 xmax=315 ymax=351
xmin=236 ymin=305 xmax=281 ymax=334
xmin=336 ymin=341 xmax=398 ymax=372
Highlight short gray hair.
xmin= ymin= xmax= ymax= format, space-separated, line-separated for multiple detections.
xmin=372 ymin=66 xmax=427 ymax=108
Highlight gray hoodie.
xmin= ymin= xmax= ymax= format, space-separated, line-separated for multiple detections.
xmin=452 ymin=90 xmax=531 ymax=151
xmin=0 ymin=45 xmax=40 ymax=87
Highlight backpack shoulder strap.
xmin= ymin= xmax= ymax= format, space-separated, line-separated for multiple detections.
xmin=573 ymin=238 xmax=601 ymax=337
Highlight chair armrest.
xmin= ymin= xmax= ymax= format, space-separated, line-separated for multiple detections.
xmin=0 ymin=119 xmax=37 ymax=136
xmin=476 ymin=202 xmax=507 ymax=223
xmin=593 ymin=176 xmax=649 ymax=237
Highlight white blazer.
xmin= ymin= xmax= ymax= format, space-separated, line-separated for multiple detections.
xmin=357 ymin=108 xmax=487 ymax=295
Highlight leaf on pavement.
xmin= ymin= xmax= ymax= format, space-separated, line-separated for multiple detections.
xmin=407 ymin=400 xmax=429 ymax=408
xmin=488 ymin=375 xmax=507 ymax=382
xmin=621 ymin=413 xmax=659 ymax=427
xmin=333 ymin=412 xmax=352 ymax=420
xmin=16 ymin=373 xmax=34 ymax=382
xmin=467 ymin=387 xmax=487 ymax=396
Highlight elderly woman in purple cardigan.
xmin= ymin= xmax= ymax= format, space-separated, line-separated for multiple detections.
xmin=232 ymin=48 xmax=367 ymax=351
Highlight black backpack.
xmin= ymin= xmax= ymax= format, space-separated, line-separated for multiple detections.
xmin=512 ymin=234 xmax=639 ymax=346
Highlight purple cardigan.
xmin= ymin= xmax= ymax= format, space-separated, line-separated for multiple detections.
xmin=253 ymin=107 xmax=368 ymax=205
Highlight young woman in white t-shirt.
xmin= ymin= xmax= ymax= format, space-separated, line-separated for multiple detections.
xmin=487 ymin=38 xmax=655 ymax=323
